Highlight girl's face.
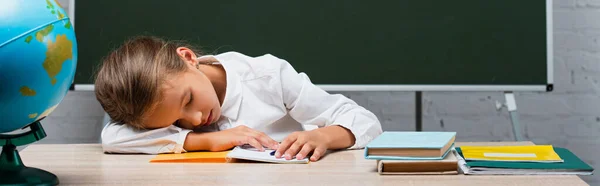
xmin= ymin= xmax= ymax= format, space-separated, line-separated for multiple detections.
xmin=143 ymin=49 xmax=222 ymax=130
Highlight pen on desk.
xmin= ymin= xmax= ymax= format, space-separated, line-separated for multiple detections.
xmin=270 ymin=142 xmax=282 ymax=156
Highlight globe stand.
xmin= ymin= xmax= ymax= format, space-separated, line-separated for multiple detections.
xmin=0 ymin=121 xmax=58 ymax=186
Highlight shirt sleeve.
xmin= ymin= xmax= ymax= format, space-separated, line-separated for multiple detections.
xmin=101 ymin=122 xmax=192 ymax=154
xmin=270 ymin=55 xmax=383 ymax=149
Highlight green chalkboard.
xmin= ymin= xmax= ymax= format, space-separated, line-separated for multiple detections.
xmin=74 ymin=0 xmax=551 ymax=91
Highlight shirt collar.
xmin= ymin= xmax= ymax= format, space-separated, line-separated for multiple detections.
xmin=210 ymin=54 xmax=242 ymax=121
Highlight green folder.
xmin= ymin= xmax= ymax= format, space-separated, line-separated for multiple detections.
xmin=455 ymin=147 xmax=594 ymax=175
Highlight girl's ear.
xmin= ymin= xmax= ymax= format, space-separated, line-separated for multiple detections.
xmin=176 ymin=47 xmax=198 ymax=66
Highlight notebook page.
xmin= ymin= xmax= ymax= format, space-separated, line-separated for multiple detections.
xmin=227 ymin=145 xmax=309 ymax=164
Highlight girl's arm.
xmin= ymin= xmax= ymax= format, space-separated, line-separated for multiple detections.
xmin=101 ymin=122 xmax=277 ymax=154
xmin=101 ymin=123 xmax=194 ymax=154
xmin=271 ymin=54 xmax=384 ymax=150
xmin=314 ymin=125 xmax=355 ymax=149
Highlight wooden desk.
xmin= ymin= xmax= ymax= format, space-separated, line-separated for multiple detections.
xmin=19 ymin=141 xmax=588 ymax=186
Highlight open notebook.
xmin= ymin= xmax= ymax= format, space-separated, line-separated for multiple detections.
xmin=150 ymin=145 xmax=309 ymax=164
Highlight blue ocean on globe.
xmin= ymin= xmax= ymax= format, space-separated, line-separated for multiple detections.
xmin=0 ymin=0 xmax=78 ymax=133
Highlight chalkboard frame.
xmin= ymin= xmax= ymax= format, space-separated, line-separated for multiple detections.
xmin=68 ymin=0 xmax=553 ymax=92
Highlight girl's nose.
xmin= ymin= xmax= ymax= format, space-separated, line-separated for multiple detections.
xmin=184 ymin=111 xmax=203 ymax=127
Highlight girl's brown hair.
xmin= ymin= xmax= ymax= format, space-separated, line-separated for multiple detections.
xmin=94 ymin=36 xmax=203 ymax=129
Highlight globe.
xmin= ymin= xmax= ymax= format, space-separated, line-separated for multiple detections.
xmin=1 ymin=1 xmax=77 ymax=185
xmin=0 ymin=0 xmax=77 ymax=133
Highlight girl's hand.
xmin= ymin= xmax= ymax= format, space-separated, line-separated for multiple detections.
xmin=275 ymin=130 xmax=330 ymax=162
xmin=205 ymin=125 xmax=278 ymax=151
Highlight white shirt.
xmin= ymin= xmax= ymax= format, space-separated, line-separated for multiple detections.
xmin=101 ymin=52 xmax=383 ymax=154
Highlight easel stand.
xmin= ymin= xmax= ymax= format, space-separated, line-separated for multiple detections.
xmin=498 ymin=92 xmax=524 ymax=141
xmin=414 ymin=91 xmax=523 ymax=141
xmin=416 ymin=91 xmax=423 ymax=132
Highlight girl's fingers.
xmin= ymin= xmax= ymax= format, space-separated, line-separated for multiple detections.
xmin=283 ymin=140 xmax=305 ymax=160
xmin=250 ymin=130 xmax=278 ymax=150
xmin=295 ymin=144 xmax=315 ymax=160
xmin=310 ymin=146 xmax=327 ymax=162
xmin=245 ymin=136 xmax=264 ymax=151
xmin=275 ymin=133 xmax=298 ymax=158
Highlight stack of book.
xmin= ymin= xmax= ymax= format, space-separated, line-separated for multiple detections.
xmin=364 ymin=131 xmax=459 ymax=175
xmin=455 ymin=145 xmax=594 ymax=175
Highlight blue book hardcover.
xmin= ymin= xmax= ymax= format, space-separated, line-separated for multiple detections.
xmin=365 ymin=131 xmax=456 ymax=160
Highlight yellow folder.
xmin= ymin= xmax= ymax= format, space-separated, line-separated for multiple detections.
xmin=149 ymin=146 xmax=310 ymax=164
xmin=150 ymin=151 xmax=232 ymax=163
xmin=459 ymin=145 xmax=563 ymax=163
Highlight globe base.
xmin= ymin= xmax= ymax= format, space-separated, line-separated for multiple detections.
xmin=0 ymin=121 xmax=59 ymax=186
xmin=0 ymin=147 xmax=59 ymax=186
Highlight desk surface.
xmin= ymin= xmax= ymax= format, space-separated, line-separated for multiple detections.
xmin=19 ymin=141 xmax=588 ymax=186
